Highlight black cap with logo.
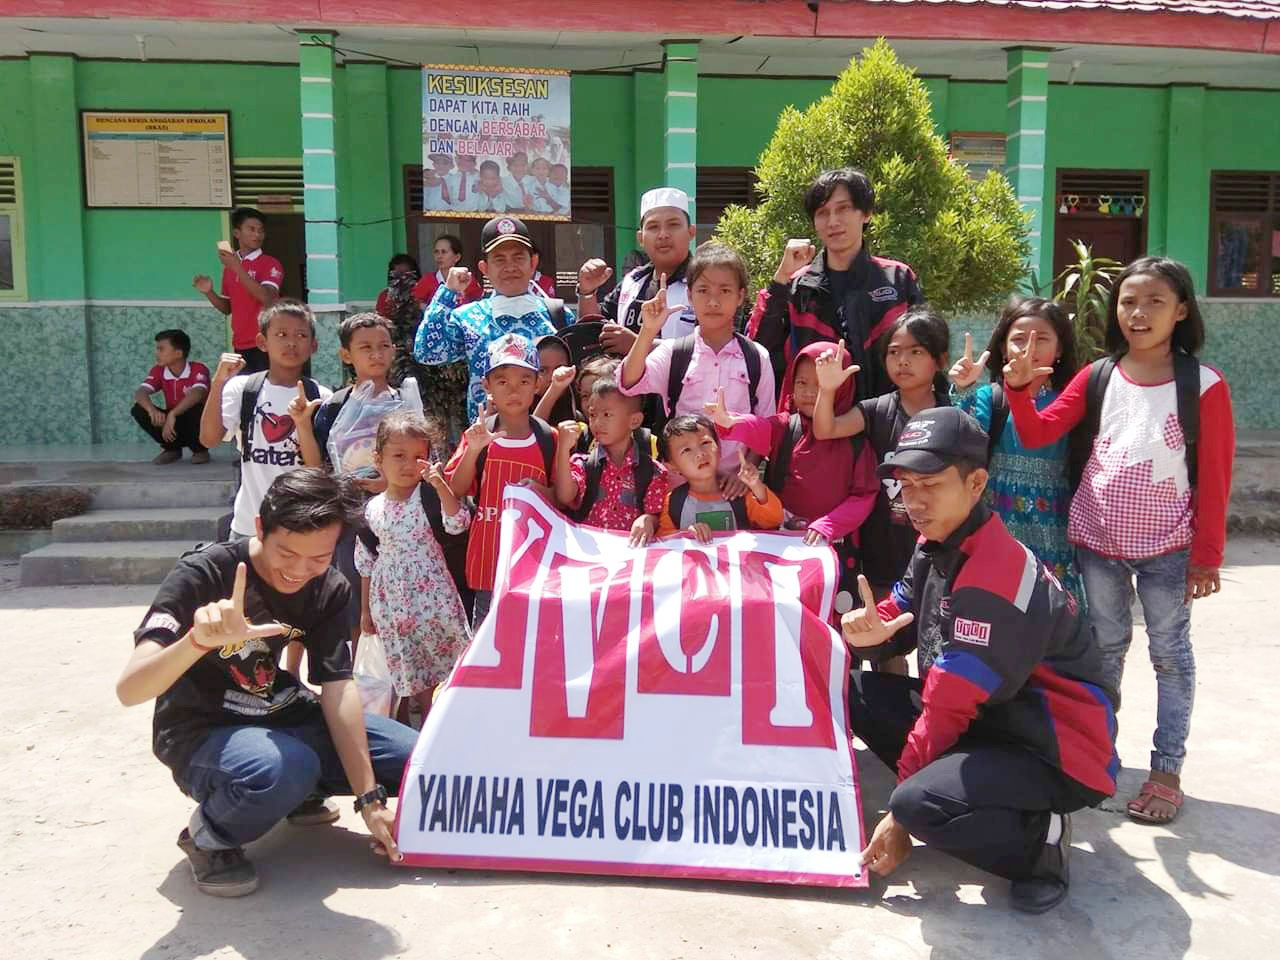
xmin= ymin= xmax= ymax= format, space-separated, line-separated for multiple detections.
xmin=876 ymin=406 xmax=990 ymax=479
xmin=481 ymin=215 xmax=535 ymax=255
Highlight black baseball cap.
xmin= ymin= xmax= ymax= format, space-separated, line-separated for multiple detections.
xmin=876 ymin=407 xmax=990 ymax=479
xmin=481 ymin=215 xmax=535 ymax=255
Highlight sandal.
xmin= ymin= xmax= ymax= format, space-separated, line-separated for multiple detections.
xmin=1127 ymin=780 xmax=1183 ymax=824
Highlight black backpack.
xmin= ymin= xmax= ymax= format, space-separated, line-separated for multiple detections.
xmin=572 ymin=429 xmax=659 ymax=522
xmin=1070 ymin=353 xmax=1201 ymax=491
xmin=666 ymin=332 xmax=763 ymax=416
xmin=310 ymin=384 xmax=354 ymax=464
xmin=474 ymin=414 xmax=557 ymax=487
xmin=665 ymin=484 xmax=750 ymax=532
xmin=354 ymin=482 xmax=470 ymax=607
xmin=238 ymin=370 xmax=323 ymax=463
xmin=862 ymin=385 xmax=952 ymax=460
xmin=765 ymin=413 xmax=866 ymax=495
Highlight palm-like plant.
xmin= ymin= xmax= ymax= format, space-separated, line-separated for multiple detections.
xmin=1054 ymin=239 xmax=1122 ymax=361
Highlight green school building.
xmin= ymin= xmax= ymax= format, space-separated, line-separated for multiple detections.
xmin=1 ymin=2 xmax=1278 ymax=448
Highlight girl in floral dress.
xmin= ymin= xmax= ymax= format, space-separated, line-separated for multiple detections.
xmin=948 ymin=295 xmax=1085 ymax=607
xmin=355 ymin=411 xmax=471 ymax=717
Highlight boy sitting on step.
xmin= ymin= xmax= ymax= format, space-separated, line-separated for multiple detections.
xmin=132 ymin=329 xmax=211 ymax=465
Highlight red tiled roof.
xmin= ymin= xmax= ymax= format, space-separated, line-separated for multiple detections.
xmin=863 ymin=0 xmax=1280 ymax=20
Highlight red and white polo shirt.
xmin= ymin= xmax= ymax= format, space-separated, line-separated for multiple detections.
xmin=140 ymin=361 xmax=211 ymax=410
xmin=221 ymin=248 xmax=284 ymax=350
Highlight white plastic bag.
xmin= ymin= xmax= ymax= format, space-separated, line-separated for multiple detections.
xmin=353 ymin=632 xmax=395 ymax=717
xmin=326 ymin=380 xmax=404 ymax=474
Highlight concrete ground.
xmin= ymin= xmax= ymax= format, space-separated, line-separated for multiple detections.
xmin=3 ymin=537 xmax=1278 ymax=960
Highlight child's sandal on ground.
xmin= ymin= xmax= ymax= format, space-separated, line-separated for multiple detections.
xmin=1126 ymin=780 xmax=1184 ymax=824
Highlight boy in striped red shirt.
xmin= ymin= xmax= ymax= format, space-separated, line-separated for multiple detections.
xmin=445 ymin=333 xmax=558 ymax=626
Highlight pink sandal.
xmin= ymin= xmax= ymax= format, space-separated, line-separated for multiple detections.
xmin=1127 ymin=780 xmax=1184 ymax=824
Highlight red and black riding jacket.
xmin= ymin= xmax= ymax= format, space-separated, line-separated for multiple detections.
xmin=748 ymin=247 xmax=922 ymax=403
xmin=865 ymin=504 xmax=1119 ymax=800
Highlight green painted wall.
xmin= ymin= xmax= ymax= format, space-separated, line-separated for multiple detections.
xmin=1043 ymin=84 xmax=1170 ymax=286
xmin=2 ymin=55 xmax=1280 ymax=442
xmin=76 ymin=61 xmax=301 ymax=301
xmin=698 ymin=75 xmax=830 ymax=168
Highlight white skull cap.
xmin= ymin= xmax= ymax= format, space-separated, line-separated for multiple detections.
xmin=640 ymin=187 xmax=690 ymax=221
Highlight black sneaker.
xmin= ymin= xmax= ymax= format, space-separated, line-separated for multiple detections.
xmin=1010 ymin=813 xmax=1071 ymax=914
xmin=286 ymin=794 xmax=340 ymax=826
xmin=176 ymin=828 xmax=259 ymax=897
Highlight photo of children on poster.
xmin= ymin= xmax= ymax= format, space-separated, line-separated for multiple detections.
xmin=393 ymin=486 xmax=867 ymax=887
xmin=422 ymin=65 xmax=572 ymax=221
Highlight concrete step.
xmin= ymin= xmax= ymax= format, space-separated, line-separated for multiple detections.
xmin=20 ymin=540 xmax=197 ymax=586
xmin=89 ymin=480 xmax=234 ymax=510
xmin=1228 ymin=497 xmax=1280 ymax=536
xmin=52 ymin=507 xmax=225 ymax=543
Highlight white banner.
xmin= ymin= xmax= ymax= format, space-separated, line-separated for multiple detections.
xmin=394 ymin=487 xmax=867 ymax=887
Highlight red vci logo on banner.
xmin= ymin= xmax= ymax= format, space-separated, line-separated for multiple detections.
xmin=397 ymin=487 xmax=866 ymax=888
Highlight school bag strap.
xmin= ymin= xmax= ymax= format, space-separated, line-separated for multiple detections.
xmin=311 ymin=384 xmax=354 ymax=462
xmin=986 ymin=382 xmax=1010 ymax=461
xmin=766 ymin=413 xmax=867 ymax=497
xmin=864 ymin=391 xmax=901 ymax=459
xmin=1172 ymin=352 xmax=1200 ymax=489
xmin=239 ymin=372 xmax=322 ymax=462
xmin=573 ymin=428 xmax=658 ymax=523
xmin=240 ymin=371 xmax=270 ymax=463
xmin=664 ymin=482 xmax=749 ymax=531
xmin=666 ymin=333 xmax=762 ymax=416
xmin=356 ymin=483 xmax=468 ymax=592
xmin=1071 ymin=357 xmax=1117 ymax=491
xmin=474 ymin=414 xmax=557 ymax=489
xmin=766 ymin=414 xmax=806 ymax=495
xmin=1076 ymin=354 xmax=1199 ymax=491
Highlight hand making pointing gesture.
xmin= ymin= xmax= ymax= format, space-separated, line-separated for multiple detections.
xmin=638 ymin=273 xmax=686 ymax=336
xmin=189 ymin=562 xmax=285 ymax=653
xmin=839 ymin=575 xmax=915 ymax=649
xmin=287 ymin=381 xmax=322 ymax=425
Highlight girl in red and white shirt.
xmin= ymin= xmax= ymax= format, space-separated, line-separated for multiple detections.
xmin=1003 ymin=256 xmax=1234 ymax=829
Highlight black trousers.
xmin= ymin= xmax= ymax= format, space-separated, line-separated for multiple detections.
xmin=131 ymin=402 xmax=207 ymax=453
xmin=850 ymin=671 xmax=1096 ymax=882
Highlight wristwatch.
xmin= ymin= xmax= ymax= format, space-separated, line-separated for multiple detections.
xmin=354 ymin=785 xmax=388 ymax=814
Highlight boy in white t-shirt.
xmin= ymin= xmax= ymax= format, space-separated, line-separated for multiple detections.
xmin=199 ymin=300 xmax=332 ymax=539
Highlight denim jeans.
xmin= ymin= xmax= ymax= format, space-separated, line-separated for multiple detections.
xmin=1077 ymin=546 xmax=1193 ymax=776
xmin=176 ymin=712 xmax=418 ymax=850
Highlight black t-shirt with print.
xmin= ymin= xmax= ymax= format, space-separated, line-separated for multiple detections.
xmin=133 ymin=540 xmax=353 ymax=781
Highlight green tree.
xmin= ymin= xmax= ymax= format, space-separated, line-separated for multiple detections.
xmin=715 ymin=39 xmax=1030 ymax=314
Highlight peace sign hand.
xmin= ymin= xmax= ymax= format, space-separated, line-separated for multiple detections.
xmin=638 ymin=273 xmax=685 ymax=336
xmin=288 ymin=381 xmax=322 ymax=425
xmin=702 ymin=387 xmax=739 ymax=430
xmin=948 ymin=332 xmax=991 ymax=390
xmin=191 ymin=562 xmax=286 ymax=652
xmin=839 ymin=575 xmax=915 ymax=649
xmin=814 ymin=346 xmax=860 ymax=392
xmin=1002 ymin=329 xmax=1055 ymax=390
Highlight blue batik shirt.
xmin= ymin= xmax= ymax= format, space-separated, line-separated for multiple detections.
xmin=413 ymin=286 xmax=572 ymax=420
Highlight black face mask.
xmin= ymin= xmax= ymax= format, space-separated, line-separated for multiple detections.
xmin=388 ymin=269 xmax=420 ymax=294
